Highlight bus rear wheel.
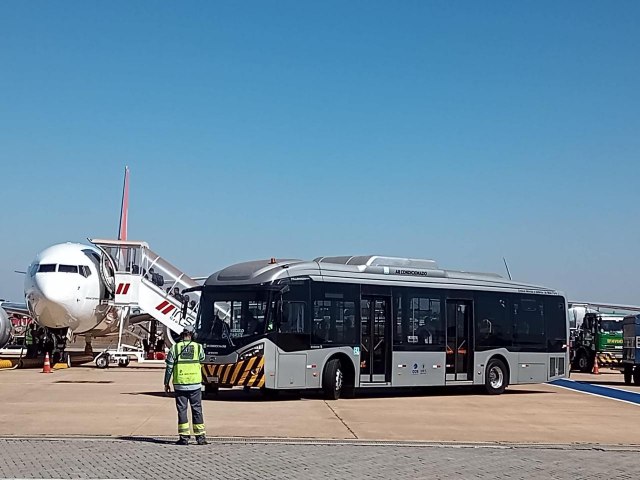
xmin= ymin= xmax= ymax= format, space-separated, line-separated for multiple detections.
xmin=323 ymin=359 xmax=343 ymax=400
xmin=484 ymin=358 xmax=507 ymax=395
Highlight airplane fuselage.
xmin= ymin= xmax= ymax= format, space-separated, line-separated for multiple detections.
xmin=24 ymin=243 xmax=122 ymax=336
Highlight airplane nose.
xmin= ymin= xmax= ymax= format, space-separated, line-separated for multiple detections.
xmin=27 ymin=274 xmax=78 ymax=329
xmin=35 ymin=272 xmax=79 ymax=304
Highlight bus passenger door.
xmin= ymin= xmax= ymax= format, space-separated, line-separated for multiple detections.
xmin=360 ymin=297 xmax=391 ymax=384
xmin=446 ymin=299 xmax=473 ymax=382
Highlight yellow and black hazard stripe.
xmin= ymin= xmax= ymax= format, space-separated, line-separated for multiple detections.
xmin=202 ymin=355 xmax=265 ymax=388
xmin=596 ymin=352 xmax=621 ymax=367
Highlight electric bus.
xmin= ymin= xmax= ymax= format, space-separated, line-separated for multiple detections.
xmin=191 ymin=255 xmax=568 ymax=399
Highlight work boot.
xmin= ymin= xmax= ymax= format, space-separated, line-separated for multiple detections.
xmin=176 ymin=436 xmax=189 ymax=446
xmin=196 ymin=435 xmax=208 ymax=445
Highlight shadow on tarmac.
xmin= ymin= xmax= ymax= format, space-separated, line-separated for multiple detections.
xmin=74 ymin=365 xmax=165 ymax=371
xmin=55 ymin=380 xmax=114 ymax=384
xmin=117 ymin=436 xmax=177 ymax=445
xmin=124 ymin=386 xmax=552 ymax=402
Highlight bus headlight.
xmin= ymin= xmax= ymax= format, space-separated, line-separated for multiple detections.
xmin=239 ymin=343 xmax=264 ymax=360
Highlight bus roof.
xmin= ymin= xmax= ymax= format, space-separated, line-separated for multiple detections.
xmin=204 ymin=255 xmax=562 ymax=296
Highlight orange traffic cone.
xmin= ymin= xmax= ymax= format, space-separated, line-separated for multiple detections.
xmin=42 ymin=353 xmax=52 ymax=374
xmin=592 ymin=356 xmax=600 ymax=375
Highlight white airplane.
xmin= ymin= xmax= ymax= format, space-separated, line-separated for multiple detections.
xmin=23 ymin=242 xmax=118 ymax=336
xmin=0 ymin=168 xmax=153 ymax=358
xmin=23 ymin=168 xmax=133 ymax=345
xmin=1 ymin=167 xmax=213 ymax=362
xmin=0 ymin=243 xmax=123 ymax=353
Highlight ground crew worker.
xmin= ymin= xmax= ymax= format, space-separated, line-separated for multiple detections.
xmin=164 ymin=325 xmax=207 ymax=445
xmin=25 ymin=324 xmax=36 ymax=358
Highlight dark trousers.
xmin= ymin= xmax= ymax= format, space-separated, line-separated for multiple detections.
xmin=25 ymin=344 xmax=37 ymax=359
xmin=175 ymin=388 xmax=205 ymax=437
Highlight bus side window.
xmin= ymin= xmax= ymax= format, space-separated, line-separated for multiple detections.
xmin=311 ymin=282 xmax=358 ymax=345
xmin=281 ymin=302 xmax=307 ymax=334
xmin=393 ymin=288 xmax=444 ymax=347
xmin=512 ymin=297 xmax=546 ymax=350
xmin=475 ymin=293 xmax=511 ymax=349
xmin=545 ymin=296 xmax=566 ymax=353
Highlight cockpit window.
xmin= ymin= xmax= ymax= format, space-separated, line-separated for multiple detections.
xmin=82 ymin=249 xmax=101 ymax=265
xmin=58 ymin=265 xmax=78 ymax=274
xmin=79 ymin=266 xmax=92 ymax=278
xmin=38 ymin=264 xmax=56 ymax=273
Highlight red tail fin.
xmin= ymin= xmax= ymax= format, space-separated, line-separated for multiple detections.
xmin=118 ymin=166 xmax=130 ymax=241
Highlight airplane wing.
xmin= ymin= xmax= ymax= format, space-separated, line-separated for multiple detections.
xmin=569 ymin=301 xmax=640 ymax=313
xmin=0 ymin=302 xmax=30 ymax=317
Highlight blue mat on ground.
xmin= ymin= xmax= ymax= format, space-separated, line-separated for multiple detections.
xmin=550 ymin=378 xmax=640 ymax=405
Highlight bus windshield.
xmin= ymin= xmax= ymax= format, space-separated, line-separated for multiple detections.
xmin=195 ymin=286 xmax=276 ymax=344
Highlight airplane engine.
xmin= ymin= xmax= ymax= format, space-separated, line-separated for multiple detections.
xmin=0 ymin=308 xmax=12 ymax=349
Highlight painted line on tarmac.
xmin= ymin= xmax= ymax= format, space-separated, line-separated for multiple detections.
xmin=549 ymin=379 xmax=640 ymax=406
xmin=2 ymin=436 xmax=640 ymax=452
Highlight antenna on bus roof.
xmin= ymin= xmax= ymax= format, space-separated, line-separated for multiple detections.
xmin=503 ymin=257 xmax=513 ymax=281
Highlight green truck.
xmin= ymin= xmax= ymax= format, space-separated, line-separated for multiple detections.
xmin=570 ymin=312 xmax=624 ymax=373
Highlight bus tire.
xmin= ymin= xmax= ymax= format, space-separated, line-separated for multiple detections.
xmin=624 ymin=365 xmax=633 ymax=385
xmin=484 ymin=358 xmax=507 ymax=395
xmin=634 ymin=367 xmax=640 ymax=386
xmin=322 ymin=358 xmax=343 ymax=400
xmin=261 ymin=388 xmax=279 ymax=399
xmin=341 ymin=384 xmax=356 ymax=399
xmin=203 ymin=383 xmax=219 ymax=398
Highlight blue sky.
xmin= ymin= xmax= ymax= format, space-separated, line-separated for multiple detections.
xmin=1 ymin=2 xmax=639 ymax=304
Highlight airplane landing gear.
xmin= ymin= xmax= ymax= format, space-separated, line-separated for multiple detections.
xmin=84 ymin=335 xmax=94 ymax=356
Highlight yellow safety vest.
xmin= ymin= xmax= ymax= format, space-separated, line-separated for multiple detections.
xmin=25 ymin=329 xmax=33 ymax=345
xmin=171 ymin=341 xmax=203 ymax=385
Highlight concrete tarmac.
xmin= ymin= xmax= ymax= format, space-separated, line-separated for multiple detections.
xmin=0 ymin=364 xmax=637 ymax=444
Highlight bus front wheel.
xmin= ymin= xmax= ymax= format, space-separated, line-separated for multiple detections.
xmin=322 ymin=359 xmax=343 ymax=400
xmin=203 ymin=383 xmax=219 ymax=398
xmin=484 ymin=358 xmax=507 ymax=395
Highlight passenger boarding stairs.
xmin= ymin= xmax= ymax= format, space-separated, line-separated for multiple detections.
xmin=89 ymin=239 xmax=200 ymax=336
